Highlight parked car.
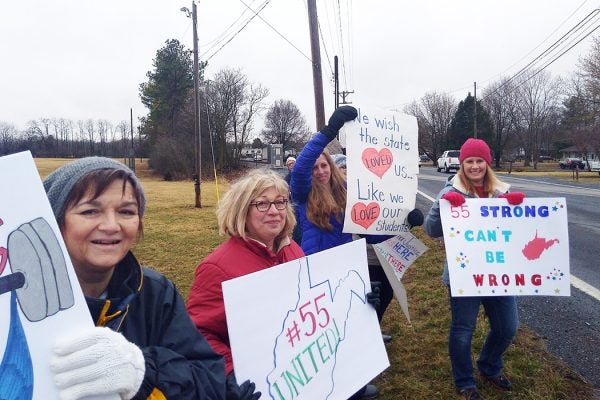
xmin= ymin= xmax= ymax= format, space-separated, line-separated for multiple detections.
xmin=437 ymin=150 xmax=460 ymax=173
xmin=418 ymin=154 xmax=430 ymax=167
xmin=559 ymin=157 xmax=586 ymax=170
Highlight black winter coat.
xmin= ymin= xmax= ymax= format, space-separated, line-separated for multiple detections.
xmin=86 ymin=251 xmax=226 ymax=399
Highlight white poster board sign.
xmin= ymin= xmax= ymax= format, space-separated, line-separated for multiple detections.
xmin=372 ymin=232 xmax=429 ymax=323
xmin=223 ymin=240 xmax=389 ymax=400
xmin=0 ymin=152 xmax=94 ymax=399
xmin=440 ymin=197 xmax=570 ymax=296
xmin=340 ymin=107 xmax=419 ymax=234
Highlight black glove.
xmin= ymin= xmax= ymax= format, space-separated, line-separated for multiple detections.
xmin=407 ymin=208 xmax=424 ymax=228
xmin=366 ymin=281 xmax=381 ymax=312
xmin=321 ymin=105 xmax=358 ymax=141
xmin=226 ymin=374 xmax=261 ymax=400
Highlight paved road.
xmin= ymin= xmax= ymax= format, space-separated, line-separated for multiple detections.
xmin=417 ymin=166 xmax=600 ymax=388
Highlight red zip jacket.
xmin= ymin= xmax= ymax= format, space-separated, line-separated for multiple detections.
xmin=187 ymin=236 xmax=304 ymax=375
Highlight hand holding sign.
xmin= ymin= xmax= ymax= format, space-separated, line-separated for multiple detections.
xmin=499 ymin=192 xmax=526 ymax=205
xmin=321 ymin=106 xmax=358 ymax=141
xmin=441 ymin=192 xmax=466 ymax=207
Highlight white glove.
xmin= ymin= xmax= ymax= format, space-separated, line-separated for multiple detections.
xmin=50 ymin=327 xmax=145 ymax=400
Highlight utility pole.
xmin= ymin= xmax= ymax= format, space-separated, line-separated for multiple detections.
xmin=129 ymin=108 xmax=135 ymax=171
xmin=334 ymin=56 xmax=339 ymax=110
xmin=473 ymin=81 xmax=478 ymax=139
xmin=181 ymin=3 xmax=202 ymax=208
xmin=307 ymin=0 xmax=325 ymax=131
xmin=339 ymin=91 xmax=354 ymax=105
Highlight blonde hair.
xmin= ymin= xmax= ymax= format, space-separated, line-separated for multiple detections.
xmin=216 ymin=169 xmax=296 ymax=241
xmin=456 ymin=164 xmax=503 ymax=197
xmin=306 ymin=150 xmax=347 ymax=230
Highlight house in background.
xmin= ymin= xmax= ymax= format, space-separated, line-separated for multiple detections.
xmin=559 ymin=145 xmax=599 ymax=161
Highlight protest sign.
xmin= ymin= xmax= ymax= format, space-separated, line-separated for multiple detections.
xmin=372 ymin=232 xmax=429 ymax=323
xmin=0 ymin=152 xmax=95 ymax=399
xmin=440 ymin=197 xmax=570 ymax=296
xmin=340 ymin=107 xmax=419 ymax=234
xmin=223 ymin=239 xmax=389 ymax=400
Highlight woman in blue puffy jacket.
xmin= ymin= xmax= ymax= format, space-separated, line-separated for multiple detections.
xmin=290 ymin=106 xmax=357 ymax=256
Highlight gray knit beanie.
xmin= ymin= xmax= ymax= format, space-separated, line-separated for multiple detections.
xmin=43 ymin=157 xmax=146 ymax=223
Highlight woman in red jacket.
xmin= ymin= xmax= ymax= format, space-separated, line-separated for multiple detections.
xmin=187 ymin=169 xmax=304 ymax=393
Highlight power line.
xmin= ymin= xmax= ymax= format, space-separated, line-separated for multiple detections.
xmin=200 ymin=0 xmax=262 ymax=49
xmin=482 ymin=9 xmax=600 ymax=101
xmin=335 ymin=0 xmax=348 ymax=89
xmin=494 ymin=0 xmax=590 ymax=78
xmin=206 ymin=0 xmax=312 ymax=63
xmin=202 ymin=0 xmax=273 ymax=61
xmin=431 ymin=3 xmax=598 ymax=101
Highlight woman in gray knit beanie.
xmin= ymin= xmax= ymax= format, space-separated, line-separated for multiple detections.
xmin=42 ymin=157 xmax=235 ymax=400
xmin=43 ymin=157 xmax=146 ymax=226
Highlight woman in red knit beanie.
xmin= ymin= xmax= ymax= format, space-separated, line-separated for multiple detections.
xmin=423 ymin=137 xmax=525 ymax=399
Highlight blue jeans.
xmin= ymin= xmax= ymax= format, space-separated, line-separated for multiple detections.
xmin=448 ymin=291 xmax=518 ymax=390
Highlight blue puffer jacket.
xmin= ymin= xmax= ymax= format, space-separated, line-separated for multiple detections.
xmin=290 ymin=132 xmax=353 ymax=255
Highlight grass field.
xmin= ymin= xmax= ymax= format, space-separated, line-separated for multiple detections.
xmin=35 ymin=158 xmax=599 ymax=399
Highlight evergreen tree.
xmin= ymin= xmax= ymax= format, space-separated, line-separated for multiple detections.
xmin=138 ymin=39 xmax=204 ymax=179
xmin=447 ymin=93 xmax=494 ymax=150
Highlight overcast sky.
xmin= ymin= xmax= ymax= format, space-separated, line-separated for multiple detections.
xmin=1 ymin=0 xmax=598 ymax=133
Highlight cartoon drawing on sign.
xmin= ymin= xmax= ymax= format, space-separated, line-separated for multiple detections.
xmin=521 ymin=231 xmax=559 ymax=260
xmin=0 ymin=217 xmax=74 ymax=400
xmin=267 ymin=257 xmax=369 ymax=400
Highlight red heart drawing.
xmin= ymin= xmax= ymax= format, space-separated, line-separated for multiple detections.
xmin=362 ymin=148 xmax=393 ymax=178
xmin=351 ymin=202 xmax=380 ymax=229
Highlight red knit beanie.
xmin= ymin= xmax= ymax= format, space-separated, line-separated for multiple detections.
xmin=459 ymin=138 xmax=491 ymax=165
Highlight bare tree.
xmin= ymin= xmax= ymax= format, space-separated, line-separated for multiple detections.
xmin=514 ymin=71 xmax=562 ymax=167
xmin=405 ymin=91 xmax=456 ymax=161
xmin=51 ymin=118 xmax=73 ymax=156
xmin=26 ymin=118 xmax=55 ymax=156
xmin=116 ymin=121 xmax=129 ymax=156
xmin=577 ymin=36 xmax=600 ymax=100
xmin=0 ymin=122 xmax=17 ymax=155
xmin=232 ymin=84 xmax=269 ymax=162
xmin=261 ymin=99 xmax=310 ymax=153
xmin=206 ymin=68 xmax=268 ymax=170
xmin=482 ymin=78 xmax=521 ymax=166
xmin=80 ymin=119 xmax=96 ymax=155
xmin=562 ymin=36 xmax=600 ymax=165
xmin=97 ymin=119 xmax=111 ymax=155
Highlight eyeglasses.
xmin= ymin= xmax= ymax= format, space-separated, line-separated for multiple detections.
xmin=250 ymin=199 xmax=288 ymax=212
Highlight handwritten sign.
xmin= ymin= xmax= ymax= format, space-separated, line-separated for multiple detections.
xmin=372 ymin=232 xmax=429 ymax=323
xmin=440 ymin=197 xmax=570 ymax=296
xmin=340 ymin=107 xmax=419 ymax=234
xmin=0 ymin=152 xmax=94 ymax=399
xmin=223 ymin=239 xmax=389 ymax=400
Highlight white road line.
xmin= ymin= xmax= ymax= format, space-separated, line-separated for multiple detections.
xmin=571 ymin=275 xmax=600 ymax=301
xmin=498 ymin=174 xmax=600 ymax=192
xmin=418 ymin=190 xmax=436 ymax=203
xmin=417 ymin=189 xmax=600 ymax=301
